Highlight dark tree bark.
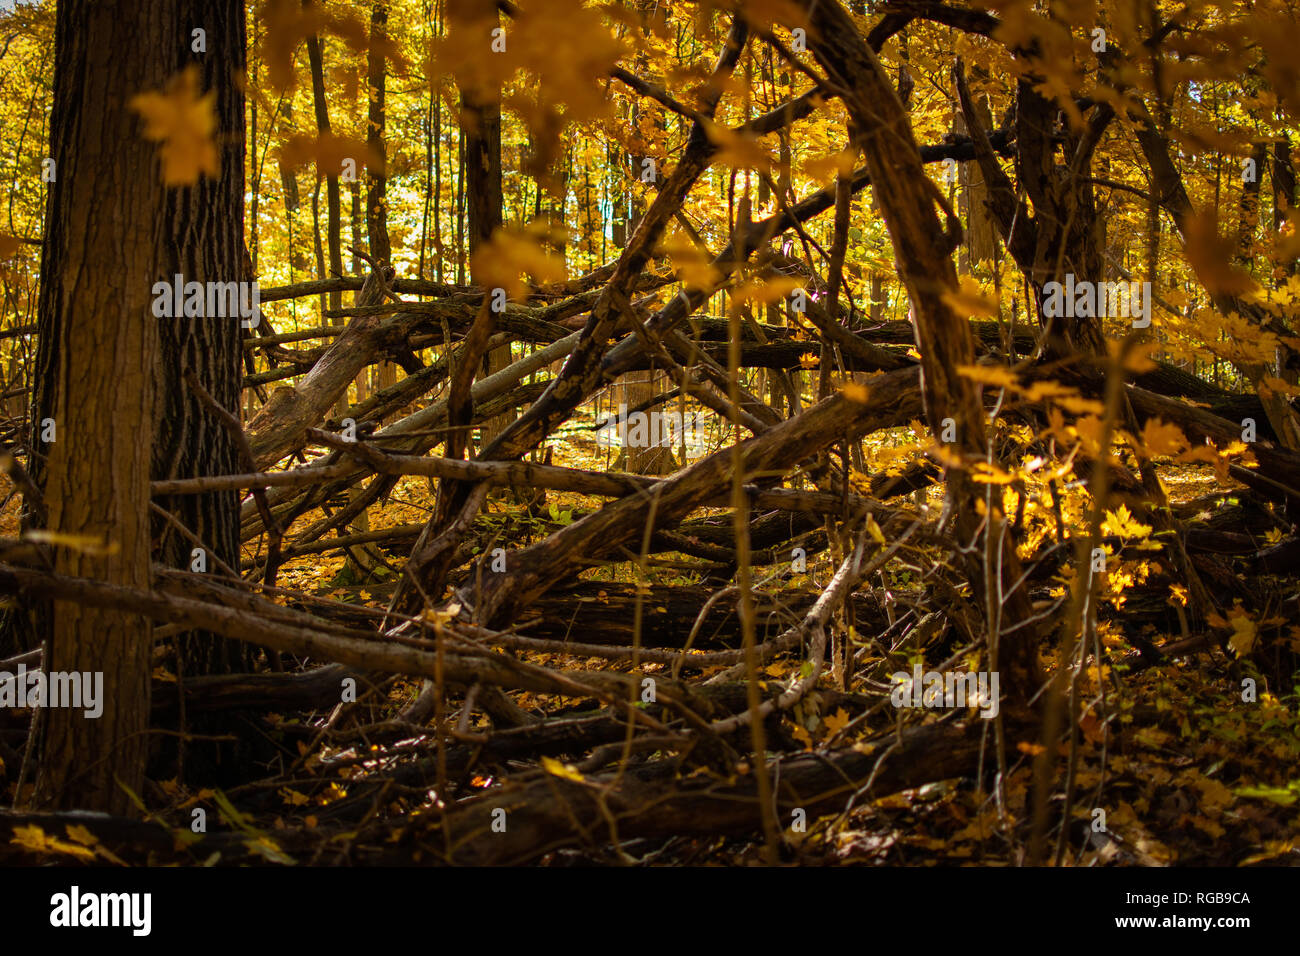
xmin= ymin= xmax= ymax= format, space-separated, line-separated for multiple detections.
xmin=307 ymin=34 xmax=344 ymax=314
xmin=25 ymin=0 xmax=223 ymax=815
xmin=152 ymin=1 xmax=253 ymax=694
xmin=367 ymin=1 xmax=392 ymax=265
xmin=453 ymin=0 xmax=511 ymax=450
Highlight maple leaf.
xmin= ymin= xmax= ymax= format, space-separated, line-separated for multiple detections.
xmin=9 ymin=823 xmax=95 ymax=860
xmin=129 ymin=66 xmax=219 ymax=186
xmin=1139 ymin=418 xmax=1188 ymax=457
xmin=802 ymin=149 xmax=857 ymax=183
xmin=730 ymin=277 xmax=802 ymax=305
xmin=64 ymin=824 xmax=99 ymax=847
xmin=1103 ymin=504 xmax=1153 ymax=541
xmin=1225 ymin=608 xmax=1258 ymax=657
xmin=823 ymin=707 xmax=851 ymax=737
xmin=658 ymin=236 xmax=722 ymax=291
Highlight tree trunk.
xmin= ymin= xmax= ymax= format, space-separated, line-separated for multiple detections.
xmin=464 ymin=73 xmax=511 ymax=452
xmin=367 ymin=1 xmax=400 ymax=409
xmin=150 ymin=0 xmax=253 ymax=785
xmin=307 ymin=34 xmax=343 ymax=314
xmin=27 ymin=0 xmax=239 ymax=814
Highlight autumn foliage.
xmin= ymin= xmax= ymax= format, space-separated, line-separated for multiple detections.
xmin=0 ymin=0 xmax=1298 ymax=868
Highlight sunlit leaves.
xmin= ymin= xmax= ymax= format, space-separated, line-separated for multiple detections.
xmin=9 ymin=824 xmax=95 ymax=861
xmin=956 ymin=362 xmax=1018 ymax=389
xmin=728 ymin=275 xmax=801 ymax=306
xmin=800 ymin=149 xmax=856 ymax=184
xmin=841 ymin=382 xmax=871 ymax=404
xmin=1102 ymin=504 xmax=1153 ymax=542
xmin=1208 ymin=605 xmax=1260 ymax=657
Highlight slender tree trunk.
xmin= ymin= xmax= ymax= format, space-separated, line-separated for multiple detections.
xmin=453 ymin=0 xmax=508 ymax=449
xmin=307 ymin=34 xmax=343 ymax=313
xmin=367 ymin=0 xmax=399 ymax=400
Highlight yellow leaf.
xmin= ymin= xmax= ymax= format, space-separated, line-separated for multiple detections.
xmin=470 ymin=225 xmax=567 ymax=299
xmin=280 ymin=787 xmax=311 ymax=807
xmin=842 ymin=382 xmax=871 ymax=403
xmin=1122 ymin=341 xmax=1159 ymax=374
xmin=802 ymin=149 xmax=857 ymax=183
xmin=1139 ymin=418 xmax=1188 ymax=457
xmin=971 ymin=461 xmax=1016 ymax=485
xmin=128 ymin=66 xmax=219 ymax=185
xmin=279 ymin=133 xmax=384 ymax=178
xmin=957 ymin=363 xmax=1018 ymax=389
xmin=942 ymin=277 xmax=999 ymax=318
xmin=540 ymin=755 xmax=585 ymax=783
xmin=10 ymin=823 xmax=95 ymax=860
xmin=701 ymin=119 xmax=771 ymax=172
xmin=1103 ymin=504 xmax=1153 ymax=540
xmin=790 ymin=723 xmax=813 ymax=751
xmin=823 ymin=707 xmax=851 ymax=736
xmin=865 ymin=514 xmax=886 ymax=545
xmin=243 ymin=835 xmax=296 ymax=866
xmin=10 ymin=824 xmax=48 ymax=853
xmin=64 ymin=824 xmax=99 ymax=847
xmin=730 ymin=277 xmax=802 ymax=306
xmin=22 ymin=529 xmax=120 ymax=556
xmin=1226 ymin=608 xmax=1258 ymax=657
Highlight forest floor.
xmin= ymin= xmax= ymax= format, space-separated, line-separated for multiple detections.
xmin=2 ymin=416 xmax=1299 ymax=866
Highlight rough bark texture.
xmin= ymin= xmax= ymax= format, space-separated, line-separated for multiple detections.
xmin=152 ymin=0 xmax=253 ymax=693
xmin=28 ymin=0 xmax=172 ymax=814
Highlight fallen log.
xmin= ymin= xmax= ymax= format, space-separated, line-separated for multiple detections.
xmin=402 ymin=719 xmax=995 ymax=865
